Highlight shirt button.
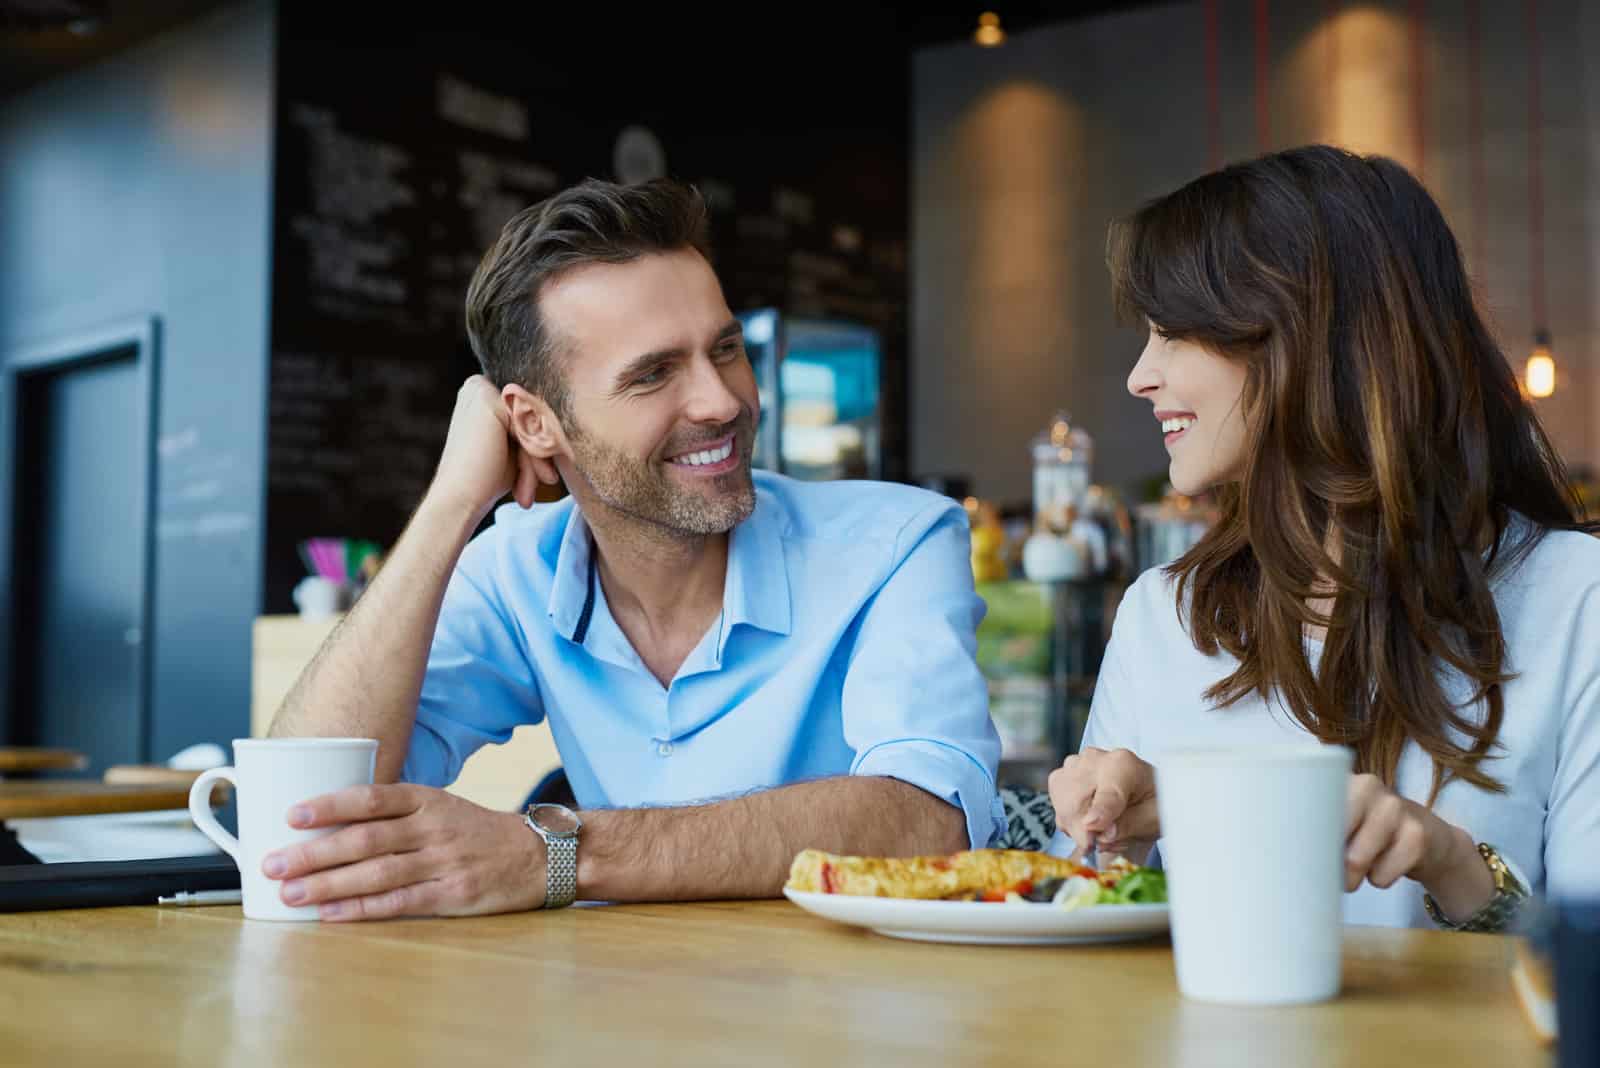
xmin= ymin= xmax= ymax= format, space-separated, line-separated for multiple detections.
xmin=656 ymin=741 xmax=674 ymax=757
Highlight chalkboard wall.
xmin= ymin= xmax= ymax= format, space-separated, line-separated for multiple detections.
xmin=266 ymin=11 xmax=911 ymax=612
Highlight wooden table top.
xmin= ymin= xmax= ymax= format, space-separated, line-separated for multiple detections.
xmin=0 ymin=781 xmax=200 ymax=820
xmin=0 ymin=748 xmax=86 ymax=774
xmin=102 ymin=765 xmax=206 ymax=788
xmin=0 ymin=899 xmax=1541 ymax=1067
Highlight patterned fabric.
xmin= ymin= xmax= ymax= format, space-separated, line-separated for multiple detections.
xmin=995 ymin=786 xmax=1058 ymax=852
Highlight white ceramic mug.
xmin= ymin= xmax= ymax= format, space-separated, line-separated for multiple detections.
xmin=188 ymin=738 xmax=378 ymax=921
xmin=1155 ymin=744 xmax=1354 ymax=1005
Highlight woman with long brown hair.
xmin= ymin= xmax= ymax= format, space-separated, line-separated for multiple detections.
xmin=1048 ymin=144 xmax=1600 ymax=930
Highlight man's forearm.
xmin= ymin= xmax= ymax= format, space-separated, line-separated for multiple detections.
xmin=269 ymin=490 xmax=485 ymax=782
xmin=575 ymin=776 xmax=971 ymax=902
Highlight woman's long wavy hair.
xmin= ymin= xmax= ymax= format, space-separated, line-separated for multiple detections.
xmin=1108 ymin=144 xmax=1596 ymax=803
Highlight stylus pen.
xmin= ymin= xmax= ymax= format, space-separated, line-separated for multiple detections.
xmin=156 ymin=889 xmax=243 ymax=906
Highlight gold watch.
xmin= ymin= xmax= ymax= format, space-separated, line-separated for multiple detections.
xmin=1422 ymin=842 xmax=1528 ymax=933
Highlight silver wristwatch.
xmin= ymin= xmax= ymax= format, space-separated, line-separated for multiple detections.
xmin=523 ymin=802 xmax=582 ymax=909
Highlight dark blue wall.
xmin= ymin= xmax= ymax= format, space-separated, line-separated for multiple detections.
xmin=0 ymin=1 xmax=275 ymax=760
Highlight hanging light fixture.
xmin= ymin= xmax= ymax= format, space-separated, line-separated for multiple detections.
xmin=1525 ymin=330 xmax=1555 ymax=398
xmin=1525 ymin=0 xmax=1554 ymax=398
xmin=1254 ymin=0 xmax=1271 ymax=150
xmin=974 ymin=12 xmax=1005 ymax=47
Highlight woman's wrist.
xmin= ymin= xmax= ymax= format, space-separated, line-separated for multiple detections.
xmin=1417 ymin=822 xmax=1496 ymax=922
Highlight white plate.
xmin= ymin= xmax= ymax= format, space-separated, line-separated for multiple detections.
xmin=784 ymin=888 xmax=1169 ymax=946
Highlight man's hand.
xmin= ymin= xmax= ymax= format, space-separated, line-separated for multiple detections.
xmin=260 ymin=784 xmax=546 ymax=921
xmin=431 ymin=375 xmax=553 ymax=520
xmin=1047 ymin=746 xmax=1160 ymax=864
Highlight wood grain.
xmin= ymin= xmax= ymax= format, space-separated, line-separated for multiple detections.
xmin=0 ymin=899 xmax=1536 ymax=1067
xmin=0 ymin=782 xmax=213 ymax=819
xmin=0 ymin=748 xmax=87 ymax=774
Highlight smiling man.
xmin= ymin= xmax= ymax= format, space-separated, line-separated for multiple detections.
xmin=266 ymin=178 xmax=1003 ymax=920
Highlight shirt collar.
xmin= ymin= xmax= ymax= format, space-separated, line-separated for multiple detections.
xmin=547 ymin=505 xmax=597 ymax=644
xmin=547 ymin=492 xmax=793 ymax=645
xmin=723 ymin=490 xmax=792 ymax=638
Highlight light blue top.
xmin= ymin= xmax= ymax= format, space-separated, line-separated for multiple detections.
xmin=402 ymin=471 xmax=1005 ymax=848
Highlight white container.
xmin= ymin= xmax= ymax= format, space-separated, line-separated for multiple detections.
xmin=1155 ymin=745 xmax=1353 ymax=1005
xmin=188 ymin=738 xmax=378 ymax=921
xmin=1021 ymin=531 xmax=1086 ymax=582
xmin=291 ymin=576 xmax=343 ymax=620
xmin=1030 ymin=410 xmax=1093 ymax=532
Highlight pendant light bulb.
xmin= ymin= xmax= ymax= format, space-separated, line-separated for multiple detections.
xmin=974 ymin=12 xmax=1005 ymax=47
xmin=1525 ymin=329 xmax=1556 ymax=399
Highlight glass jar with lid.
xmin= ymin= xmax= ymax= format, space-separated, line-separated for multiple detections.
xmin=1030 ymin=410 xmax=1093 ymax=534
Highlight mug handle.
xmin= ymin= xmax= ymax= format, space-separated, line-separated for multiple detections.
xmin=188 ymin=767 xmax=240 ymax=863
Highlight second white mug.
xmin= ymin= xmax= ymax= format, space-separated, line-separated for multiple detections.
xmin=1156 ymin=744 xmax=1353 ymax=1005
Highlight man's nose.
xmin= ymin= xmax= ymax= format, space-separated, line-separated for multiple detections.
xmin=683 ymin=352 xmax=743 ymax=425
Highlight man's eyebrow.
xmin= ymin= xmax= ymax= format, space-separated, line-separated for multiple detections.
xmin=612 ymin=346 xmax=683 ymax=389
xmin=610 ymin=321 xmax=744 ymax=390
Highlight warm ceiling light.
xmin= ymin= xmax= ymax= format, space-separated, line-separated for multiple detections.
xmin=974 ymin=12 xmax=1005 ymax=47
xmin=1525 ymin=331 xmax=1555 ymax=398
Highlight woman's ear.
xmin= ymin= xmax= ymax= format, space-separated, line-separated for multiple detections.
xmin=502 ymin=383 xmax=564 ymax=486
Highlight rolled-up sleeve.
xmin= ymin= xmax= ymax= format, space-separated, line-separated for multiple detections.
xmin=841 ymin=503 xmax=1005 ymax=848
xmin=401 ymin=557 xmax=543 ymax=788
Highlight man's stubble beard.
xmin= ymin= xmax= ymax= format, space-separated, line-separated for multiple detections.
xmin=564 ymin=409 xmax=757 ymax=538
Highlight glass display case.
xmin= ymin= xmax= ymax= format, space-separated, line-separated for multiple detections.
xmin=737 ymin=309 xmax=882 ymax=481
xmin=976 ymin=577 xmax=1118 ymax=788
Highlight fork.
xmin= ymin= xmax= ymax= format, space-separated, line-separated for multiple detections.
xmin=1079 ymin=833 xmax=1100 ymax=872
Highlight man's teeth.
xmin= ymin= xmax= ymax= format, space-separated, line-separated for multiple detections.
xmin=671 ymin=440 xmax=735 ymax=466
xmin=1161 ymin=417 xmax=1196 ymax=434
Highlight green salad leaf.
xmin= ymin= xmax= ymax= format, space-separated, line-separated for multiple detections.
xmin=1102 ymin=869 xmax=1167 ymax=904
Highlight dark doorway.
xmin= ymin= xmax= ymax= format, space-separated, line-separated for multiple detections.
xmin=3 ymin=320 xmax=158 ymax=774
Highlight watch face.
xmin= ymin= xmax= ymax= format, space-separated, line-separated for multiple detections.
xmin=531 ymin=803 xmax=581 ymax=836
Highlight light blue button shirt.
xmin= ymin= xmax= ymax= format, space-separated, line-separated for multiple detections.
xmin=402 ymin=471 xmax=1005 ymax=848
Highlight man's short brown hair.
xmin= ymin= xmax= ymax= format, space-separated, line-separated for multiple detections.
xmin=464 ymin=177 xmax=712 ymax=417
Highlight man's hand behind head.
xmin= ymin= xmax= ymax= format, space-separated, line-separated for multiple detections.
xmin=429 ymin=375 xmax=556 ymax=522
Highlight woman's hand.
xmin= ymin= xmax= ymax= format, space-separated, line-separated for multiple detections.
xmin=1047 ymin=747 xmax=1161 ymax=864
xmin=1344 ymin=773 xmax=1494 ymax=919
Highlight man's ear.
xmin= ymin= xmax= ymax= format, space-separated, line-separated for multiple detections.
xmin=502 ymin=384 xmax=565 ymax=487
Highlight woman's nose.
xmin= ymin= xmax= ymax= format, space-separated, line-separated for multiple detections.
xmin=1127 ymin=337 xmax=1162 ymax=398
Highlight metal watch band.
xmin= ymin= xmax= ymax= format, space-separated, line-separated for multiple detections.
xmin=1423 ymin=842 xmax=1528 ymax=933
xmin=523 ymin=805 xmax=581 ymax=910
xmin=542 ymin=832 xmax=578 ymax=910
